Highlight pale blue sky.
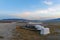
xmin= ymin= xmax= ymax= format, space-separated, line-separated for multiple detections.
xmin=0 ymin=0 xmax=60 ymax=20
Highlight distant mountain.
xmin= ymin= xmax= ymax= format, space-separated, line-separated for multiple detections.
xmin=2 ymin=18 xmax=41 ymax=22
xmin=3 ymin=19 xmax=26 ymax=21
xmin=2 ymin=18 xmax=60 ymax=23
xmin=44 ymin=18 xmax=60 ymax=23
xmin=2 ymin=18 xmax=27 ymax=22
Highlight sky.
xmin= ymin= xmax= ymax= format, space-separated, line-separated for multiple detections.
xmin=0 ymin=0 xmax=60 ymax=20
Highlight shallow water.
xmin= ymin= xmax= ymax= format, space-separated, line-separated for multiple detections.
xmin=0 ymin=23 xmax=16 ymax=40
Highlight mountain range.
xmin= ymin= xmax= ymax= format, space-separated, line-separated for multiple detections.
xmin=43 ymin=18 xmax=60 ymax=23
xmin=1 ymin=18 xmax=60 ymax=23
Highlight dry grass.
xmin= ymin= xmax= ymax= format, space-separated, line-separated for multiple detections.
xmin=44 ymin=24 xmax=60 ymax=34
xmin=11 ymin=26 xmax=48 ymax=40
xmin=11 ymin=23 xmax=60 ymax=40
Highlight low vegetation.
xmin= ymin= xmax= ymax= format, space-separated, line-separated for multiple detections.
xmin=11 ymin=22 xmax=60 ymax=40
xmin=11 ymin=26 xmax=48 ymax=40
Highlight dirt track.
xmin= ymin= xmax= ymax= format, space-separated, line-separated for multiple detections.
xmin=0 ymin=23 xmax=16 ymax=40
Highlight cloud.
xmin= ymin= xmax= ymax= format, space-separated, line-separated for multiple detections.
xmin=35 ymin=10 xmax=48 ymax=14
xmin=10 ymin=5 xmax=60 ymax=20
xmin=44 ymin=0 xmax=53 ymax=5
